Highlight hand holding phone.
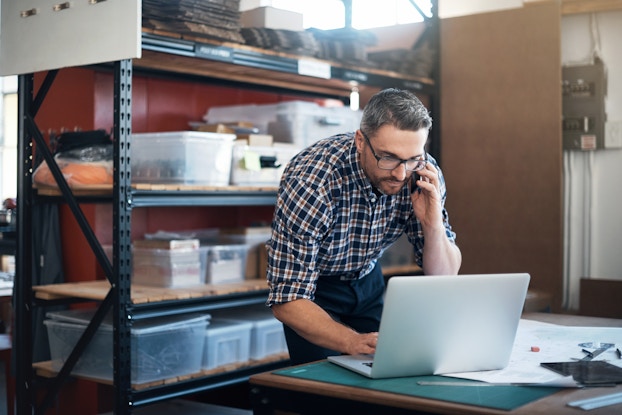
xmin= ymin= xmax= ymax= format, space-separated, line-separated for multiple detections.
xmin=410 ymin=173 xmax=421 ymax=194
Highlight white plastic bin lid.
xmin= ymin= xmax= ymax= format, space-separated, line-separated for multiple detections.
xmin=132 ymin=131 xmax=236 ymax=143
xmin=46 ymin=309 xmax=210 ymax=334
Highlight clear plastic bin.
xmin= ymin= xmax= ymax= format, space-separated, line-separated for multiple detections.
xmin=132 ymin=247 xmax=200 ymax=267
xmin=268 ymin=102 xmax=362 ymax=147
xmin=205 ymin=101 xmax=362 ymax=147
xmin=133 ymin=260 xmax=202 ymax=288
xmin=202 ymin=318 xmax=252 ymax=370
xmin=199 ymin=243 xmax=248 ymax=284
xmin=44 ymin=309 xmax=209 ymax=384
xmin=131 ymin=131 xmax=235 ymax=185
xmin=105 ymin=245 xmax=203 ymax=288
xmin=211 ymin=305 xmax=287 ymax=360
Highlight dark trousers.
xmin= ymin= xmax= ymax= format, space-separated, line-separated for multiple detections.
xmin=283 ymin=263 xmax=385 ymax=365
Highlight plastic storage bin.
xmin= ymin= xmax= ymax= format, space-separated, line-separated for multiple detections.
xmin=132 ymin=247 xmax=202 ymax=288
xmin=44 ymin=309 xmax=209 ymax=384
xmin=230 ymin=143 xmax=301 ymax=186
xmin=131 ymin=131 xmax=236 ymax=185
xmin=202 ymin=318 xmax=252 ymax=370
xmin=205 ymin=101 xmax=362 ymax=147
xmin=199 ymin=243 xmax=248 ymax=284
xmin=104 ymin=245 xmax=203 ymax=288
xmin=211 ymin=305 xmax=287 ymax=360
xmin=219 ymin=228 xmax=272 ymax=279
xmin=100 ymin=399 xmax=252 ymax=415
xmin=268 ymin=101 xmax=363 ymax=147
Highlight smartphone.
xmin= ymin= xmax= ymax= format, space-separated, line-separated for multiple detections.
xmin=410 ymin=173 xmax=420 ymax=193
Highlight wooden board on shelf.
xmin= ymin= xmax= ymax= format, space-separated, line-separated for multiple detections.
xmin=132 ymin=183 xmax=278 ymax=192
xmin=141 ymin=26 xmax=433 ymax=83
xmin=137 ymin=29 xmax=434 ymax=99
xmin=33 ymin=279 xmax=269 ymax=303
xmin=34 ymin=183 xmax=278 ymax=195
xmin=35 ymin=184 xmax=113 ymax=197
xmin=33 ymin=352 xmax=289 ymax=390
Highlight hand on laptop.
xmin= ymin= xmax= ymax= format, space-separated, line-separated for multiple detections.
xmin=273 ymin=299 xmax=379 ymax=357
xmin=345 ymin=331 xmax=378 ymax=356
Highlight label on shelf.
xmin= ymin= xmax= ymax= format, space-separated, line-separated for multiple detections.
xmin=298 ymin=59 xmax=331 ymax=79
xmin=195 ymin=44 xmax=234 ymax=63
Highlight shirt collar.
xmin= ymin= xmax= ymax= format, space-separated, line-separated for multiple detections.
xmin=347 ymin=133 xmax=381 ymax=203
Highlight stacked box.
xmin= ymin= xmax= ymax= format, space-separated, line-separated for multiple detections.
xmin=131 ymin=131 xmax=236 ymax=185
xmin=44 ymin=309 xmax=209 ymax=384
xmin=104 ymin=243 xmax=203 ymax=288
xmin=240 ymin=7 xmax=304 ymax=31
xmin=202 ymin=318 xmax=253 ymax=370
xmin=142 ymin=231 xmax=254 ymax=284
xmin=133 ymin=247 xmax=202 ymax=288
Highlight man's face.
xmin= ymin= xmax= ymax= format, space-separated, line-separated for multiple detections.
xmin=355 ymin=125 xmax=428 ymax=196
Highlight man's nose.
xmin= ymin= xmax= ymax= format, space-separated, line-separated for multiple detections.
xmin=391 ymin=162 xmax=408 ymax=180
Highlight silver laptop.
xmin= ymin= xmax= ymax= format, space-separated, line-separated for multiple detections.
xmin=328 ymin=273 xmax=530 ymax=379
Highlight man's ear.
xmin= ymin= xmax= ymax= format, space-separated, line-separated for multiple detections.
xmin=354 ymin=130 xmax=364 ymax=153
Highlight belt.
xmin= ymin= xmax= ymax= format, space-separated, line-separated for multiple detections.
xmin=335 ymin=260 xmax=377 ymax=281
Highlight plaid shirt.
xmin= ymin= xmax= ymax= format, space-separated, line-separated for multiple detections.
xmin=266 ymin=133 xmax=456 ymax=305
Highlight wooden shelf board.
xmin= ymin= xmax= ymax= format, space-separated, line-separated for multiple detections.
xmin=33 ymin=352 xmax=289 ymax=389
xmin=137 ymin=29 xmax=433 ymax=97
xmin=33 ymin=279 xmax=269 ymax=304
xmin=35 ymin=184 xmax=113 ymax=197
xmin=132 ymin=184 xmax=278 ymax=192
xmin=35 ymin=184 xmax=278 ymax=196
xmin=135 ymin=49 xmax=366 ymax=97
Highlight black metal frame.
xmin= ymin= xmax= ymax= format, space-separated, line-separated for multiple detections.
xmin=15 ymin=62 xmax=132 ymax=415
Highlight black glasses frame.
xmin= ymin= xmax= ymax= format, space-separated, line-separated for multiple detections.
xmin=360 ymin=130 xmax=427 ymax=172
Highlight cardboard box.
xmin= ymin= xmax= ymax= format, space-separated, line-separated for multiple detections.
xmin=236 ymin=133 xmax=274 ymax=147
xmin=240 ymin=7 xmax=304 ymax=31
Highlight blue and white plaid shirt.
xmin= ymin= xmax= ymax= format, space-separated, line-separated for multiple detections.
xmin=266 ymin=132 xmax=456 ymax=305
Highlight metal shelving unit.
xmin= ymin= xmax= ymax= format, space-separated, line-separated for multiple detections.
xmin=14 ymin=4 xmax=440 ymax=413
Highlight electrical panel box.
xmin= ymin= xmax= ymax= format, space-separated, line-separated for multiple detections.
xmin=562 ymin=61 xmax=607 ymax=150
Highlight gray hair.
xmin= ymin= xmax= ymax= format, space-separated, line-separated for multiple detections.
xmin=360 ymin=88 xmax=432 ymax=137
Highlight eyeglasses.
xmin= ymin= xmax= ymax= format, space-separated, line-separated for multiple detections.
xmin=361 ymin=130 xmax=427 ymax=172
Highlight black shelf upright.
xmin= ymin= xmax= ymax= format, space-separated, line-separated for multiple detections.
xmin=15 ymin=60 xmax=135 ymax=415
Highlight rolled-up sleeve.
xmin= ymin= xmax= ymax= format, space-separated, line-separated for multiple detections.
xmin=267 ymin=175 xmax=331 ymax=305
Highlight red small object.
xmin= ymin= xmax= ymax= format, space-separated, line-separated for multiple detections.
xmin=531 ymin=346 xmax=540 ymax=352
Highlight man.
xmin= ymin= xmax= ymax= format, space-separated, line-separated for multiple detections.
xmin=266 ymin=88 xmax=462 ymax=365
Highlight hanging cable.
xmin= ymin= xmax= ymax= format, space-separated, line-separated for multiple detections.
xmin=562 ymin=150 xmax=571 ymax=309
xmin=589 ymin=13 xmax=602 ymax=62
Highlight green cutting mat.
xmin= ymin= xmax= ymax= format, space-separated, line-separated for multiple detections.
xmin=274 ymin=361 xmax=560 ymax=411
